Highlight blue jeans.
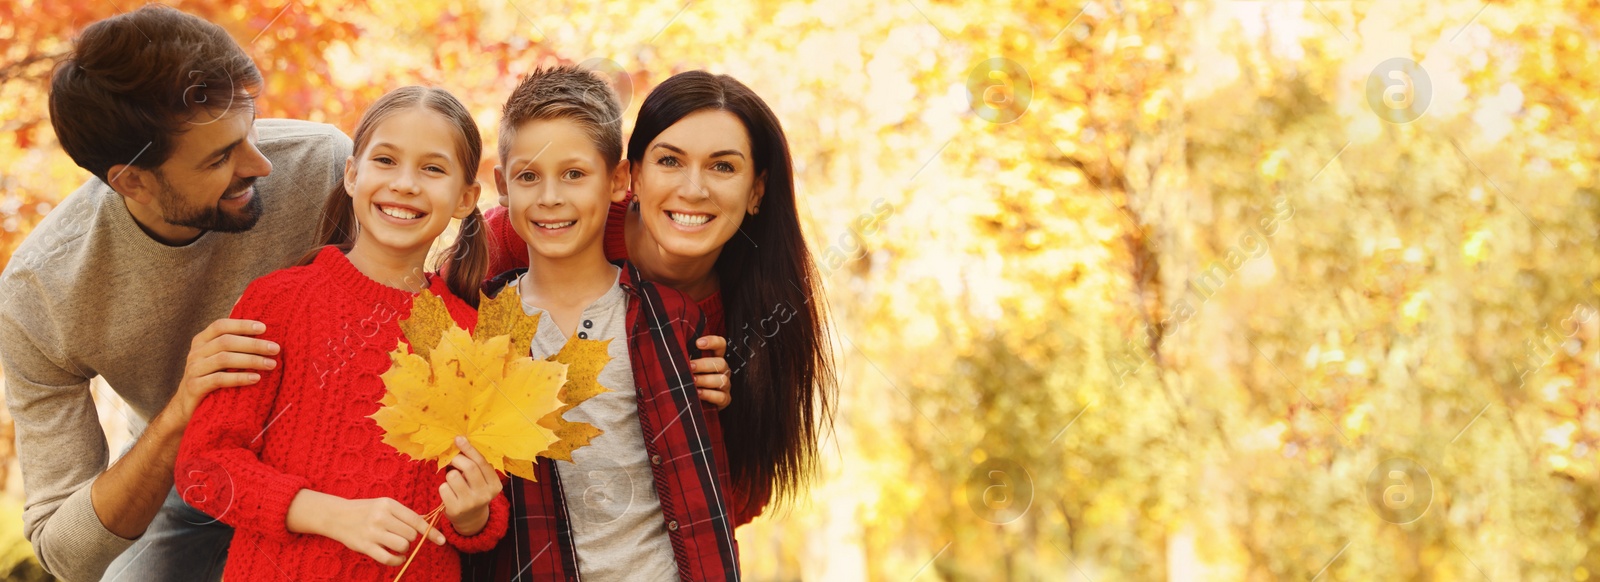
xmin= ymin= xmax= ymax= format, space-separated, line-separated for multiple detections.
xmin=100 ymin=487 xmax=232 ymax=581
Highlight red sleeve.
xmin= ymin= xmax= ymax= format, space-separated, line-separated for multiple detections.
xmin=439 ymin=492 xmax=508 ymax=553
xmin=175 ymin=277 xmax=310 ymax=541
xmin=602 ymin=199 xmax=630 ymax=262
xmin=732 ymin=478 xmax=771 ymax=527
xmin=482 ymin=205 xmax=527 ymax=280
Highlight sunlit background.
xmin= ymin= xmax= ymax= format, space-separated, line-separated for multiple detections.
xmin=3 ymin=0 xmax=1599 ymax=579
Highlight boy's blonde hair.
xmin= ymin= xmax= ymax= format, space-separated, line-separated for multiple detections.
xmin=498 ymin=65 xmax=624 ymax=167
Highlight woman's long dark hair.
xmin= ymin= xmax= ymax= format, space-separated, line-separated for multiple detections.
xmin=295 ymin=86 xmax=488 ymax=306
xmin=628 ymin=71 xmax=836 ymax=512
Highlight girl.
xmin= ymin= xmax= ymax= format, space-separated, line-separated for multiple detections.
xmin=481 ymin=71 xmax=837 ymax=530
xmin=176 ymin=86 xmax=507 ymax=581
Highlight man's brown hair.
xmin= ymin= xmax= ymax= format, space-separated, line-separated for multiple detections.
xmin=49 ymin=5 xmax=262 ymax=183
xmin=498 ymin=65 xmax=623 ymax=167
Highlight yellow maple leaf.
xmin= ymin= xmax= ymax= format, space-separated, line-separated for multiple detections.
xmin=475 ymin=282 xmax=539 ymax=361
xmin=538 ymin=337 xmax=612 ymax=462
xmin=397 ymin=288 xmax=452 ymax=361
xmin=374 ymin=327 xmax=566 ymax=480
xmin=373 ymin=286 xmax=608 ymax=482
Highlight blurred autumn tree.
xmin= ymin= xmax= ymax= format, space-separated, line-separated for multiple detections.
xmin=3 ymin=0 xmax=1598 ymax=580
xmin=828 ymin=0 xmax=1599 ymax=580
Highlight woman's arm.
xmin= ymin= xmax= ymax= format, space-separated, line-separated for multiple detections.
xmin=691 ymin=335 xmax=732 ymax=409
xmin=481 ymin=205 xmax=529 ymax=279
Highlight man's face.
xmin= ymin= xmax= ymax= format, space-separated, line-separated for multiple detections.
xmin=148 ymin=104 xmax=274 ymax=232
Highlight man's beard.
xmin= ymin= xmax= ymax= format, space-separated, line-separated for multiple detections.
xmin=153 ymin=172 xmax=263 ymax=233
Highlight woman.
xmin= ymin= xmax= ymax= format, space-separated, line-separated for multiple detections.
xmin=482 ymin=70 xmax=835 ymax=529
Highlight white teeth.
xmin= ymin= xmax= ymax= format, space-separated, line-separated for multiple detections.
xmin=536 ymin=220 xmax=576 ymax=229
xmin=668 ymin=211 xmax=711 ymax=226
xmin=378 ymin=205 xmax=422 ymax=220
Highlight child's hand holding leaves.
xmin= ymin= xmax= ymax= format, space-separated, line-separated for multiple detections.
xmin=441 ymin=436 xmax=501 ymax=536
xmin=286 ymin=490 xmax=445 ymax=568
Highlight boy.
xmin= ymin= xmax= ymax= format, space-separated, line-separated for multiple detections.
xmin=465 ymin=66 xmax=740 ymax=581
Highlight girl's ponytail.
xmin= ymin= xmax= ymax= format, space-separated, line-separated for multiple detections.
xmin=292 ymin=180 xmax=357 ymax=268
xmin=442 ymin=206 xmax=488 ymax=308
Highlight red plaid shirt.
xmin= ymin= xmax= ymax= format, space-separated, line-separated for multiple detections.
xmin=481 ymin=202 xmax=772 ymax=526
xmin=463 ymin=261 xmax=741 ymax=581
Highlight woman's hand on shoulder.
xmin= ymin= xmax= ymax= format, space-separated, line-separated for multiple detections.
xmin=691 ymin=335 xmax=732 ymax=410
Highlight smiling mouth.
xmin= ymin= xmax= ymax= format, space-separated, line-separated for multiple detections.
xmin=666 ymin=211 xmax=713 ymax=226
xmin=221 ymin=187 xmax=251 ymax=200
xmin=535 ymin=220 xmax=576 ymax=229
xmin=377 ymin=204 xmax=426 ymax=220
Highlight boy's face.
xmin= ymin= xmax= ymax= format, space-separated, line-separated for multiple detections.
xmin=496 ymin=118 xmax=627 ymax=263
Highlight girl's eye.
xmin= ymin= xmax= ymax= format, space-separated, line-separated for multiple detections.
xmin=373 ymin=156 xmax=394 ymax=165
xmin=563 ymin=169 xmax=585 ymax=180
xmin=656 ymin=155 xmax=681 ymax=168
xmin=425 ymin=165 xmax=446 ymax=174
xmin=712 ymin=161 xmax=735 ymax=173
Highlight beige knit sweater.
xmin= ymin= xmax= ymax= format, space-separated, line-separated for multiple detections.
xmin=0 ymin=119 xmax=350 ymax=582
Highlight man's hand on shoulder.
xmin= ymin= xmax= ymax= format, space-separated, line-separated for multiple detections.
xmin=160 ymin=318 xmax=279 ymax=432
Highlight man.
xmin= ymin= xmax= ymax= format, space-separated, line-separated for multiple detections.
xmin=0 ymin=6 xmax=350 ymax=580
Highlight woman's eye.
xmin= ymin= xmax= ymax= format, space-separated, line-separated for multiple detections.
xmin=656 ymin=155 xmax=681 ymax=167
xmin=712 ymin=161 xmax=735 ymax=172
xmin=563 ymin=169 xmax=585 ymax=180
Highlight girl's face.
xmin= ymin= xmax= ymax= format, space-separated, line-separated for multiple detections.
xmin=344 ymin=107 xmax=480 ymax=257
xmin=497 ymin=118 xmax=627 ymax=262
xmin=631 ymin=109 xmax=765 ymax=262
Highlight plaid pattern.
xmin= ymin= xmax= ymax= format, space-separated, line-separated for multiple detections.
xmin=482 ymin=202 xmax=771 ymax=528
xmin=464 ymin=261 xmax=741 ymax=581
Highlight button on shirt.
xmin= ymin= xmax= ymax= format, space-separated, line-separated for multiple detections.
xmin=517 ymin=269 xmax=676 ymax=581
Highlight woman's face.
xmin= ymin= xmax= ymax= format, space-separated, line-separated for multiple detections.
xmin=631 ymin=109 xmax=765 ymax=261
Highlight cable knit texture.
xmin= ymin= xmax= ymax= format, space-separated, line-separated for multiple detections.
xmin=176 ymin=245 xmax=508 ymax=581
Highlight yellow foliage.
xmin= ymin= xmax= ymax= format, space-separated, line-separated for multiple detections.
xmin=372 ymin=287 xmax=604 ymax=482
xmin=535 ymin=337 xmax=611 ymax=463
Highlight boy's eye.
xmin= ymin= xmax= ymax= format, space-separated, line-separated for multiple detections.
xmin=563 ymin=169 xmax=585 ymax=180
xmin=712 ymin=161 xmax=734 ymax=173
xmin=656 ymin=155 xmax=681 ymax=168
xmin=517 ymin=171 xmax=538 ymax=183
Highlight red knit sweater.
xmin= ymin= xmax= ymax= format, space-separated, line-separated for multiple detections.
xmin=176 ymin=245 xmax=509 ymax=581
